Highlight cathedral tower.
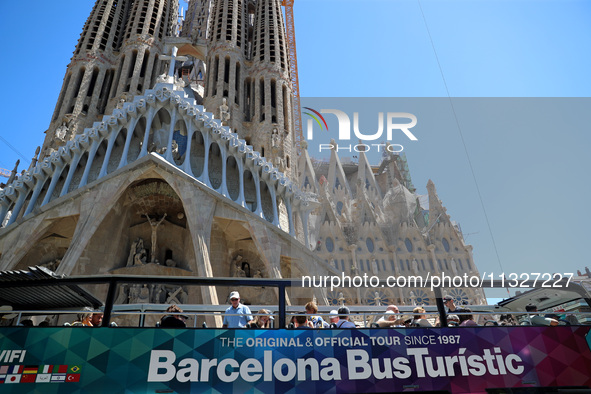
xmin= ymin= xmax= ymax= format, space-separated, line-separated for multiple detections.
xmin=202 ymin=0 xmax=296 ymax=179
xmin=41 ymin=0 xmax=178 ymax=160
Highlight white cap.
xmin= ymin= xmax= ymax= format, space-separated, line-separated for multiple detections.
xmin=229 ymin=291 xmax=240 ymax=300
xmin=329 ymin=310 xmax=338 ymax=316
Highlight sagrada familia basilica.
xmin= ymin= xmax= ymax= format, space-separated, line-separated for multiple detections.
xmin=0 ymin=0 xmax=484 ymax=309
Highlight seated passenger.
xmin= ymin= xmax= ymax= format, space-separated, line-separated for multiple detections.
xmin=525 ymin=304 xmax=558 ymax=326
xmin=328 ymin=310 xmax=339 ymax=326
xmin=376 ymin=311 xmax=403 ymax=328
xmin=376 ymin=305 xmax=400 ymax=326
xmin=294 ymin=314 xmax=312 ymax=329
xmin=247 ymin=309 xmax=272 ymax=328
xmin=412 ymin=307 xmax=433 ymax=327
xmin=160 ymin=305 xmax=188 ymax=328
xmin=71 ymin=307 xmax=94 ymax=326
xmin=447 ymin=314 xmax=460 ymax=327
xmin=305 ymin=301 xmax=329 ymax=328
xmin=91 ymin=312 xmax=103 ymax=327
xmin=335 ymin=307 xmax=356 ymax=328
xmin=458 ymin=308 xmax=477 ymax=326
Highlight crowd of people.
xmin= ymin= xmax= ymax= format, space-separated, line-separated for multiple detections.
xmin=3 ymin=291 xmax=579 ymax=328
xmin=216 ymin=291 xmax=579 ymax=329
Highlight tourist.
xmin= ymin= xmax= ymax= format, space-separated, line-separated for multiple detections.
xmin=335 ymin=307 xmax=356 ymax=328
xmin=412 ymin=307 xmax=433 ymax=327
xmin=247 ymin=309 xmax=272 ymax=328
xmin=458 ymin=308 xmax=477 ymax=326
xmin=294 ymin=314 xmax=312 ymax=329
xmin=525 ymin=304 xmax=558 ymax=326
xmin=71 ymin=307 xmax=94 ymax=326
xmin=223 ymin=291 xmax=253 ymax=328
xmin=305 ymin=301 xmax=329 ymax=328
xmin=443 ymin=295 xmax=463 ymax=314
xmin=90 ymin=311 xmax=103 ymax=327
xmin=376 ymin=304 xmax=400 ymax=326
xmin=447 ymin=314 xmax=460 ymax=327
xmin=160 ymin=305 xmax=188 ymax=328
xmin=377 ymin=310 xmax=405 ymax=328
xmin=328 ymin=310 xmax=339 ymax=325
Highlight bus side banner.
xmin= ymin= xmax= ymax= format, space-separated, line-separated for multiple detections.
xmin=0 ymin=326 xmax=590 ymax=393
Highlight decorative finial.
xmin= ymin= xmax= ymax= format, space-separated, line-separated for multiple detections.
xmin=160 ymin=46 xmax=188 ymax=81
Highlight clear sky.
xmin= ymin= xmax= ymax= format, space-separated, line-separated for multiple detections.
xmin=1 ymin=0 xmax=590 ymax=299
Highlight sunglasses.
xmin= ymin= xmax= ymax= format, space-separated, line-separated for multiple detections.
xmin=231 ymin=298 xmax=239 ymax=301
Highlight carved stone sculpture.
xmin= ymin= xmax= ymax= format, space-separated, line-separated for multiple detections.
xmin=145 ymin=213 xmax=167 ymax=263
xmin=220 ymin=98 xmax=230 ymax=125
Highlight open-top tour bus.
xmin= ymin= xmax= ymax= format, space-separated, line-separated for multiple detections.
xmin=0 ymin=269 xmax=590 ymax=393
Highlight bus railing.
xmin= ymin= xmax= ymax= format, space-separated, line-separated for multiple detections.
xmin=0 ymin=275 xmax=589 ymax=328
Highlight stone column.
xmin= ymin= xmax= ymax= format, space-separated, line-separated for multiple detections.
xmin=237 ymin=159 xmax=246 ymax=207
xmin=23 ymin=175 xmax=48 ymax=217
xmin=254 ymin=170 xmax=263 ymax=218
xmin=79 ymin=140 xmax=101 ymax=188
xmin=220 ymin=147 xmax=229 ymax=197
xmin=175 ymin=184 xmax=222 ymax=328
xmin=269 ymin=183 xmax=279 ymax=226
xmin=98 ymin=128 xmax=118 ymax=178
xmin=41 ymin=162 xmax=65 ymax=206
xmin=201 ymin=135 xmax=211 ymax=188
xmin=181 ymin=122 xmax=196 ymax=176
xmin=117 ymin=116 xmax=139 ymax=169
xmin=139 ymin=106 xmax=157 ymax=158
xmin=60 ymin=153 xmax=82 ymax=197
xmin=164 ymin=107 xmax=177 ymax=162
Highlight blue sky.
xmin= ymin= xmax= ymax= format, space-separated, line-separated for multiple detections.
xmin=1 ymin=0 xmax=590 ymax=299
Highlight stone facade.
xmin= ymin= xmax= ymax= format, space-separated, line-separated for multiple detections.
xmin=41 ymin=0 xmax=178 ymax=160
xmin=0 ymin=0 xmax=485 ymax=313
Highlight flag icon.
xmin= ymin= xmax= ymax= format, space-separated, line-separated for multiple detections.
xmin=39 ymin=365 xmax=53 ymax=374
xmin=36 ymin=374 xmax=51 ymax=383
xmin=23 ymin=365 xmax=38 ymax=374
xmin=21 ymin=373 xmax=36 ymax=383
xmin=0 ymin=365 xmax=8 ymax=374
xmin=0 ymin=374 xmax=6 ymax=383
xmin=66 ymin=374 xmax=81 ymax=382
xmin=53 ymin=365 xmax=68 ymax=374
xmin=9 ymin=365 xmax=23 ymax=374
xmin=6 ymin=374 xmax=22 ymax=383
xmin=51 ymin=373 xmax=66 ymax=382
xmin=68 ymin=365 xmax=81 ymax=373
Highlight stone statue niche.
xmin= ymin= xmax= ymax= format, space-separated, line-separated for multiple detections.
xmin=229 ymin=253 xmax=273 ymax=304
xmin=126 ymin=237 xmax=147 ymax=267
xmin=123 ymin=213 xmax=182 ymax=268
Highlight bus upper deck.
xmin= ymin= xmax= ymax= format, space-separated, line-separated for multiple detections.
xmin=0 ymin=270 xmax=590 ymax=393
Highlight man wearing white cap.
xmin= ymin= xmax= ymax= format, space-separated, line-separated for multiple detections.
xmin=223 ymin=291 xmax=253 ymax=328
xmin=328 ymin=310 xmax=339 ymax=325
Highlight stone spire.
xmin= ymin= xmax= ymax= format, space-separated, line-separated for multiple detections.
xmin=202 ymin=0 xmax=297 ymax=180
xmin=40 ymin=0 xmax=179 ymax=160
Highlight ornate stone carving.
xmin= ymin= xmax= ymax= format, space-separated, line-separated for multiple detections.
xmin=127 ymin=238 xmax=147 ymax=267
xmin=145 ymin=213 xmax=167 ymax=263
